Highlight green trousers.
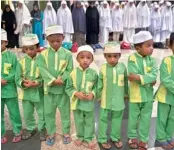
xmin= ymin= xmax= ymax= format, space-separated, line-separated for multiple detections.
xmin=73 ymin=110 xmax=95 ymax=143
xmin=22 ymin=100 xmax=45 ymax=132
xmin=44 ymin=93 xmax=70 ymax=136
xmin=98 ymin=108 xmax=124 ymax=143
xmin=156 ymin=102 xmax=174 ymax=142
xmin=1 ymin=98 xmax=22 ymax=136
xmin=128 ymin=102 xmax=153 ymax=143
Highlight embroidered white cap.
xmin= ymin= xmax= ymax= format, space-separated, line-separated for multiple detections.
xmin=1 ymin=29 xmax=7 ymax=41
xmin=133 ymin=31 xmax=152 ymax=44
xmin=45 ymin=25 xmax=63 ymax=37
xmin=104 ymin=42 xmax=121 ymax=53
xmin=77 ymin=45 xmax=94 ymax=57
xmin=22 ymin=34 xmax=39 ymax=46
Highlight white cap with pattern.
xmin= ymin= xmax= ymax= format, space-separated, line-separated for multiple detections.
xmin=104 ymin=42 xmax=121 ymax=53
xmin=45 ymin=25 xmax=63 ymax=37
xmin=133 ymin=31 xmax=152 ymax=44
xmin=1 ymin=29 xmax=7 ymax=41
xmin=77 ymin=45 xmax=94 ymax=57
xmin=22 ymin=34 xmax=39 ymax=46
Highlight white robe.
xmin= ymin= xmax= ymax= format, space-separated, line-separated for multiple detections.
xmin=43 ymin=2 xmax=57 ymax=33
xmin=160 ymin=6 xmax=173 ymax=42
xmin=172 ymin=6 xmax=174 ymax=32
xmin=123 ymin=2 xmax=137 ymax=43
xmin=150 ymin=9 xmax=161 ymax=43
xmin=99 ymin=3 xmax=112 ymax=45
xmin=137 ymin=2 xmax=151 ymax=28
xmin=57 ymin=2 xmax=74 ymax=42
xmin=111 ymin=7 xmax=123 ymax=32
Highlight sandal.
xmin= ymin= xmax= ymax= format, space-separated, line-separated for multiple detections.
xmin=74 ymin=139 xmax=83 ymax=147
xmin=168 ymin=139 xmax=174 ymax=147
xmin=12 ymin=130 xmax=23 ymax=143
xmin=46 ymin=136 xmax=55 ymax=146
xmin=100 ymin=143 xmax=112 ymax=150
xmin=40 ymin=128 xmax=46 ymax=141
xmin=111 ymin=140 xmax=123 ymax=149
xmin=87 ymin=140 xmax=97 ymax=150
xmin=63 ymin=134 xmax=72 ymax=144
xmin=128 ymin=138 xmax=139 ymax=149
xmin=1 ymin=136 xmax=8 ymax=144
xmin=22 ymin=129 xmax=37 ymax=140
xmin=138 ymin=141 xmax=148 ymax=150
xmin=155 ymin=140 xmax=173 ymax=149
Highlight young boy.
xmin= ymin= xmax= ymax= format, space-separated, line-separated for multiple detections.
xmin=66 ymin=45 xmax=98 ymax=149
xmin=97 ymin=42 xmax=128 ymax=149
xmin=1 ymin=29 xmax=22 ymax=144
xmin=127 ymin=31 xmax=158 ymax=150
xmin=37 ymin=25 xmax=73 ymax=146
xmin=15 ymin=34 xmax=46 ymax=141
xmin=155 ymin=32 xmax=174 ymax=149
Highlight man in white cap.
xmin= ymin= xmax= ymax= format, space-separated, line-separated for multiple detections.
xmin=1 ymin=29 xmax=22 ymax=144
xmin=97 ymin=42 xmax=128 ymax=149
xmin=15 ymin=34 xmax=46 ymax=141
xmin=127 ymin=31 xmax=158 ymax=150
xmin=57 ymin=0 xmax=74 ymax=42
xmin=123 ymin=0 xmax=137 ymax=43
xmin=66 ymin=45 xmax=98 ymax=149
xmin=137 ymin=0 xmax=151 ymax=31
xmin=37 ymin=25 xmax=73 ymax=146
xmin=99 ymin=0 xmax=112 ymax=45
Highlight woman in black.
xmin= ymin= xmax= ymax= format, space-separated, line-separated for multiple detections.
xmin=86 ymin=1 xmax=99 ymax=45
xmin=2 ymin=5 xmax=17 ymax=48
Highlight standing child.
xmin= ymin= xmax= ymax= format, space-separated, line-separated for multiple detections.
xmin=155 ymin=32 xmax=174 ymax=149
xmin=66 ymin=45 xmax=98 ymax=149
xmin=37 ymin=25 xmax=73 ymax=146
xmin=97 ymin=42 xmax=128 ymax=149
xmin=15 ymin=34 xmax=46 ymax=141
xmin=127 ymin=31 xmax=158 ymax=150
xmin=1 ymin=29 xmax=22 ymax=144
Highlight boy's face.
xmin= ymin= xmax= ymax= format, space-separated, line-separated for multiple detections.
xmin=47 ymin=34 xmax=64 ymax=51
xmin=136 ymin=39 xmax=153 ymax=57
xmin=104 ymin=53 xmax=121 ymax=66
xmin=77 ymin=51 xmax=93 ymax=70
xmin=1 ymin=40 xmax=8 ymax=51
xmin=23 ymin=45 xmax=38 ymax=58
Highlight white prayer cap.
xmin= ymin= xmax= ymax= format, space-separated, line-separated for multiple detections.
xmin=47 ymin=2 xmax=52 ymax=6
xmin=104 ymin=42 xmax=121 ymax=54
xmin=103 ymin=0 xmax=108 ymax=4
xmin=45 ymin=25 xmax=63 ymax=37
xmin=167 ymin=2 xmax=171 ymax=6
xmin=133 ymin=31 xmax=152 ymax=44
xmin=121 ymin=2 xmax=125 ymax=5
xmin=154 ymin=2 xmax=157 ymax=5
xmin=61 ymin=0 xmax=67 ymax=5
xmin=150 ymin=3 xmax=154 ymax=7
xmin=95 ymin=1 xmax=99 ymax=5
xmin=129 ymin=0 xmax=134 ymax=2
xmin=77 ymin=45 xmax=94 ymax=57
xmin=1 ymin=29 xmax=7 ymax=41
xmin=154 ymin=4 xmax=159 ymax=8
xmin=159 ymin=0 xmax=164 ymax=4
xmin=115 ymin=2 xmax=119 ymax=6
xmin=22 ymin=34 xmax=39 ymax=46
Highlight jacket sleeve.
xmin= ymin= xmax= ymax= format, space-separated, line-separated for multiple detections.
xmin=160 ymin=58 xmax=174 ymax=94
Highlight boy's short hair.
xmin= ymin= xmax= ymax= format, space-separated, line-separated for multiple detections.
xmin=169 ymin=32 xmax=174 ymax=46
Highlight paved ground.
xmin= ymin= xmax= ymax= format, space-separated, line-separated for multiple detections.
xmin=2 ymin=48 xmax=174 ymax=150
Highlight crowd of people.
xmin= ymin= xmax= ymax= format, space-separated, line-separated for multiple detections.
xmin=1 ymin=0 xmax=174 ymax=49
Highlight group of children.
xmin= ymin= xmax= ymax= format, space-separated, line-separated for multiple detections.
xmin=1 ymin=25 xmax=174 ymax=150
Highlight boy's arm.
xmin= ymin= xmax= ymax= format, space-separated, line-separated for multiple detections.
xmin=160 ymin=58 xmax=174 ymax=94
xmin=37 ymin=54 xmax=56 ymax=86
xmin=91 ymin=72 xmax=98 ymax=100
xmin=139 ymin=59 xmax=158 ymax=85
xmin=3 ymin=54 xmax=18 ymax=82
xmin=60 ymin=53 xmax=73 ymax=82
xmin=97 ymin=70 xmax=103 ymax=101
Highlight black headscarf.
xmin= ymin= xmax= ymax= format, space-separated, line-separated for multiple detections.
xmin=31 ymin=3 xmax=40 ymax=18
xmin=2 ymin=5 xmax=16 ymax=26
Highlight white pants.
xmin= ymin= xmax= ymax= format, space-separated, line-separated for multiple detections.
xmin=123 ymin=28 xmax=135 ymax=43
xmin=63 ymin=33 xmax=71 ymax=42
xmin=99 ymin=26 xmax=109 ymax=45
xmin=153 ymin=32 xmax=161 ymax=43
xmin=160 ymin=31 xmax=170 ymax=43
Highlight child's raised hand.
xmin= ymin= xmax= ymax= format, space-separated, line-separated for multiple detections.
xmin=53 ymin=77 xmax=64 ymax=85
xmin=31 ymin=81 xmax=40 ymax=87
xmin=1 ymin=78 xmax=7 ymax=86
xmin=128 ymin=73 xmax=140 ymax=81
xmin=75 ymin=92 xmax=86 ymax=100
xmin=85 ymin=92 xmax=94 ymax=100
xmin=23 ymin=79 xmax=33 ymax=88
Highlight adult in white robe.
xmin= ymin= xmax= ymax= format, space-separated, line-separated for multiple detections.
xmin=137 ymin=0 xmax=150 ymax=31
xmin=150 ymin=5 xmax=161 ymax=43
xmin=99 ymin=1 xmax=112 ymax=45
xmin=57 ymin=0 xmax=74 ymax=42
xmin=43 ymin=2 xmax=57 ymax=33
xmin=14 ymin=0 xmax=32 ymax=47
xmin=123 ymin=0 xmax=137 ymax=43
xmin=160 ymin=2 xmax=173 ymax=43
xmin=111 ymin=3 xmax=123 ymax=42
xmin=95 ymin=1 xmax=100 ymax=11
